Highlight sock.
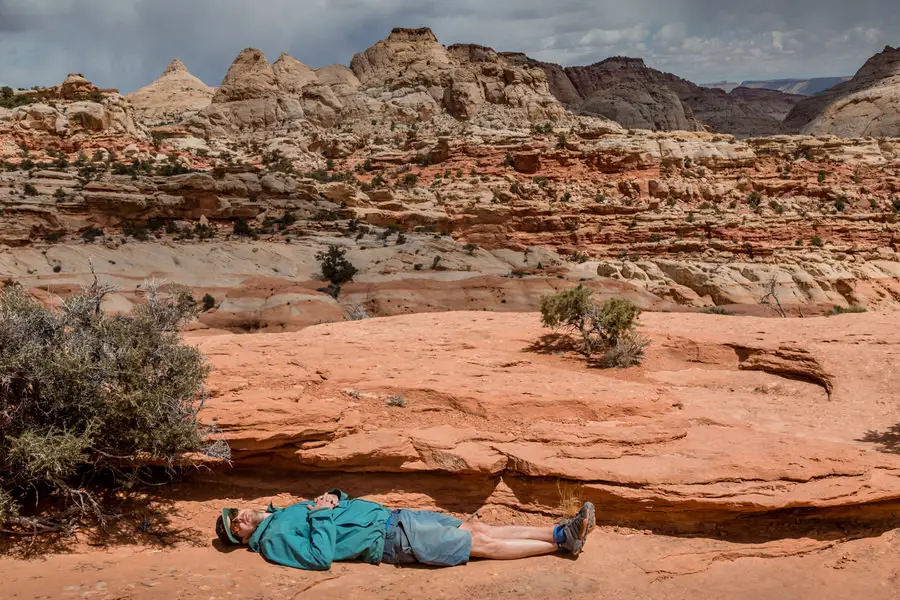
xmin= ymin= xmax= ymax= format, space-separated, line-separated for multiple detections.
xmin=553 ymin=524 xmax=566 ymax=549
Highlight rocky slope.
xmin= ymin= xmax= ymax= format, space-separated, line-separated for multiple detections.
xmin=0 ymin=74 xmax=147 ymax=150
xmin=187 ymin=28 xmax=574 ymax=140
xmin=785 ymin=46 xmax=900 ymax=137
xmin=127 ymin=59 xmax=215 ymax=126
xmin=505 ymin=55 xmax=803 ymax=136
xmin=2 ymin=123 xmax=900 ymax=328
xmin=1 ymin=27 xmax=900 ymax=330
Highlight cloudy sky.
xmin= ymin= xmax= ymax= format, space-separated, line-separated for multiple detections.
xmin=0 ymin=0 xmax=895 ymax=93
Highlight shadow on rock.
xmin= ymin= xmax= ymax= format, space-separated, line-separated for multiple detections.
xmin=523 ymin=333 xmax=581 ymax=355
xmin=858 ymin=424 xmax=900 ymax=454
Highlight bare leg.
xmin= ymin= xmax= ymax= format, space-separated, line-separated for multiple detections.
xmin=461 ymin=521 xmax=555 ymax=543
xmin=468 ymin=531 xmax=558 ymax=560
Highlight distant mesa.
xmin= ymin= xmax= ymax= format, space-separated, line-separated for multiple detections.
xmin=701 ymin=77 xmax=851 ymax=96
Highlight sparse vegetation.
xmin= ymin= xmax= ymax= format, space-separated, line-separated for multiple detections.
xmin=232 ymin=219 xmax=252 ymax=237
xmin=747 ymin=191 xmax=761 ymax=210
xmin=81 ymin=227 xmax=104 ymax=243
xmin=539 ymin=285 xmax=646 ymax=366
xmin=701 ymin=306 xmax=734 ymax=315
xmin=826 ymin=305 xmax=868 ymax=316
xmin=0 ymin=281 xmax=215 ymax=533
xmin=386 ymin=395 xmax=408 ymax=408
xmin=23 ymin=183 xmax=38 ymax=196
xmin=316 ymin=245 xmax=358 ymax=286
xmin=202 ymin=294 xmax=216 ymax=312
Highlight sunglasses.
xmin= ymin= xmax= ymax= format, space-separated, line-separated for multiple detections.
xmin=226 ymin=509 xmax=241 ymax=534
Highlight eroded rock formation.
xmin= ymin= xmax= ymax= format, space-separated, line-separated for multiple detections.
xmin=127 ymin=59 xmax=215 ymax=126
xmin=785 ymin=45 xmax=900 ymax=137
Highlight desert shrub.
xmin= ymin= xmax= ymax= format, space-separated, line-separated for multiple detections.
xmin=194 ymin=223 xmax=216 ymax=240
xmin=232 ymin=218 xmax=252 ymax=237
xmin=202 ymin=294 xmax=216 ymax=311
xmin=81 ymin=227 xmax=104 ymax=243
xmin=386 ymin=395 xmax=408 ymax=408
xmin=600 ymin=332 xmax=649 ymax=368
xmin=539 ymin=285 xmax=643 ymax=360
xmin=123 ymin=221 xmax=149 ymax=241
xmin=463 ymin=243 xmax=478 ymax=256
xmin=402 ymin=173 xmax=419 ymax=188
xmin=701 ymin=306 xmax=734 ymax=315
xmin=23 ymin=183 xmax=38 ymax=196
xmin=316 ymin=245 xmax=358 ymax=286
xmin=0 ymin=86 xmax=32 ymax=109
xmin=0 ymin=281 xmax=213 ymax=532
xmin=826 ymin=305 xmax=868 ymax=316
xmin=54 ymin=188 xmax=67 ymax=200
xmin=747 ymin=191 xmax=761 ymax=209
xmin=810 ymin=235 xmax=823 ymax=247
xmin=344 ymin=303 xmax=370 ymax=321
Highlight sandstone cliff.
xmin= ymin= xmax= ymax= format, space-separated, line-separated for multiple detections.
xmin=186 ymin=28 xmax=576 ymax=139
xmin=506 ymin=54 xmax=803 ymax=136
xmin=0 ymin=74 xmax=147 ymax=147
xmin=785 ymin=46 xmax=900 ymax=137
xmin=126 ymin=60 xmax=215 ymax=126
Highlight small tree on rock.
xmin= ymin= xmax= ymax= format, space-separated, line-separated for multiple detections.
xmin=316 ymin=245 xmax=358 ymax=287
xmin=539 ymin=285 xmax=647 ymax=367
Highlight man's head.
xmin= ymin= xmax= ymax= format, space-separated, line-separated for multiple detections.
xmin=216 ymin=508 xmax=269 ymax=546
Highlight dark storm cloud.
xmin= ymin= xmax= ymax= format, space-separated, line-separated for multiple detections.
xmin=0 ymin=0 xmax=896 ymax=93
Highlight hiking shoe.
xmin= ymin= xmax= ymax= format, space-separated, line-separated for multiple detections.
xmin=560 ymin=502 xmax=595 ymax=555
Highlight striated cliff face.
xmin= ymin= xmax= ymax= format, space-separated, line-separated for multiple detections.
xmin=505 ymin=54 xmax=804 ymax=136
xmin=785 ymin=46 xmax=900 ymax=137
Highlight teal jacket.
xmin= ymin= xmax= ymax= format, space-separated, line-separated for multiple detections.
xmin=248 ymin=489 xmax=391 ymax=571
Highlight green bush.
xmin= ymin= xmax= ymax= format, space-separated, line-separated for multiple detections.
xmin=539 ymin=285 xmax=643 ymax=360
xmin=202 ymin=293 xmax=216 ymax=311
xmin=232 ymin=219 xmax=252 ymax=237
xmin=316 ymin=245 xmax=358 ymax=286
xmin=81 ymin=227 xmax=104 ymax=243
xmin=23 ymin=183 xmax=38 ymax=196
xmin=0 ymin=281 xmax=213 ymax=532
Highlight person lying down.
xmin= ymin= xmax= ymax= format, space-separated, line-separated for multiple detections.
xmin=216 ymin=489 xmax=595 ymax=570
